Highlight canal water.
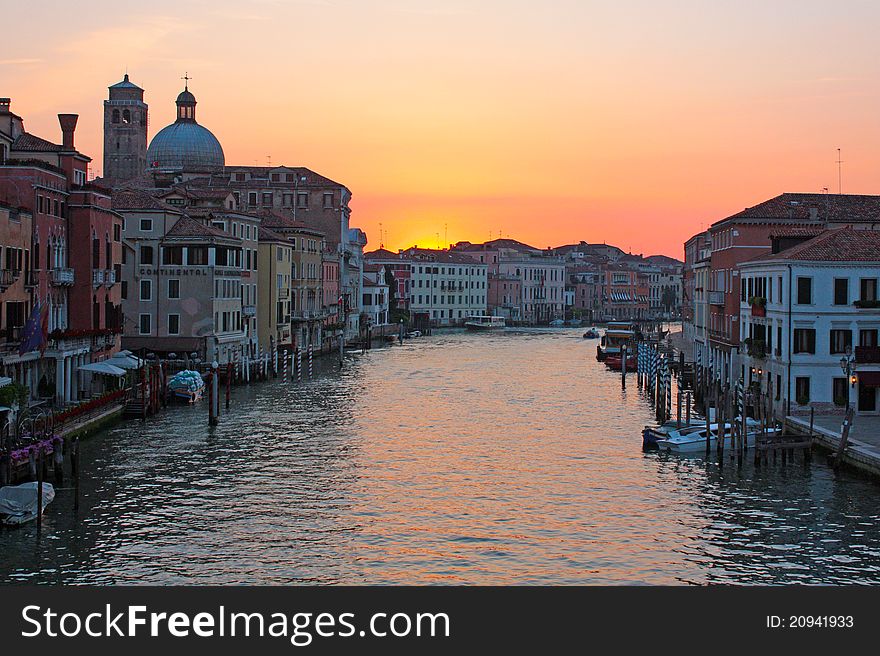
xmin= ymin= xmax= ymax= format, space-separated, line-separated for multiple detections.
xmin=2 ymin=328 xmax=880 ymax=584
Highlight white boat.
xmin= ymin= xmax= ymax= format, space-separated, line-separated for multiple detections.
xmin=465 ymin=315 xmax=506 ymax=330
xmin=642 ymin=418 xmax=707 ymax=449
xmin=656 ymin=419 xmax=779 ymax=454
xmin=0 ymin=482 xmax=55 ymax=525
xmin=549 ymin=319 xmax=566 ymax=327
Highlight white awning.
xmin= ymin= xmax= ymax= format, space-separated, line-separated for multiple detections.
xmin=79 ymin=362 xmax=126 ymax=377
xmin=107 ymin=353 xmax=144 ymax=370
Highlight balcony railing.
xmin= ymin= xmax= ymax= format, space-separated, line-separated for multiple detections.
xmin=855 ymin=345 xmax=880 ymax=363
xmin=242 ymin=304 xmax=257 ymax=317
xmin=104 ymin=269 xmax=116 ymax=286
xmin=24 ymin=270 xmax=37 ymax=288
xmin=278 ymin=288 xmax=290 ymax=299
xmin=708 ymin=290 xmax=725 ymax=305
xmin=92 ymin=269 xmax=105 ymax=287
xmin=0 ymin=269 xmax=21 ymax=288
xmin=51 ymin=267 xmax=74 ymax=286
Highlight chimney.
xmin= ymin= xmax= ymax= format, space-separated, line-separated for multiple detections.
xmin=0 ymin=98 xmax=10 ymax=113
xmin=58 ymin=113 xmax=78 ymax=150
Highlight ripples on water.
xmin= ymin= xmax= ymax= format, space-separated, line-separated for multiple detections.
xmin=2 ymin=328 xmax=879 ymax=584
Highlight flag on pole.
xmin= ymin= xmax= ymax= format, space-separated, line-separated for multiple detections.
xmin=18 ymin=300 xmax=47 ymax=356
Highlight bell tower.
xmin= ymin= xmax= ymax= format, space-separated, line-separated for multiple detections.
xmin=103 ymin=73 xmax=148 ymax=184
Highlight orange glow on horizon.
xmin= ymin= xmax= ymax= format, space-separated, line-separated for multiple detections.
xmin=5 ymin=1 xmax=880 ymax=258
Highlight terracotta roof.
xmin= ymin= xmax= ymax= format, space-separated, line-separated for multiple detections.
xmin=258 ymin=209 xmax=325 ymax=236
xmin=719 ymin=192 xmax=880 ymax=225
xmin=112 ymin=189 xmax=176 ymax=211
xmin=747 ymin=227 xmax=880 ymax=263
xmin=258 ymin=226 xmax=289 ymax=243
xmin=165 ymin=215 xmax=237 ymax=240
xmin=364 ymin=248 xmax=399 ymax=260
xmin=767 ymin=226 xmax=827 ymax=238
xmin=12 ymin=132 xmax=62 ymax=152
xmin=402 ymin=247 xmax=488 ymax=264
xmin=451 ymin=238 xmax=540 ymax=253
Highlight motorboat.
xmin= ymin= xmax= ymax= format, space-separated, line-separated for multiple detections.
xmin=167 ymin=370 xmax=205 ymax=403
xmin=549 ymin=319 xmax=566 ymax=327
xmin=406 ymin=330 xmax=422 ymax=338
xmin=642 ymin=418 xmax=707 ymax=449
xmin=568 ymin=319 xmax=582 ymax=327
xmin=583 ymin=328 xmax=600 ymax=339
xmin=656 ymin=419 xmax=778 ymax=454
xmin=596 ymin=322 xmax=636 ymax=360
xmin=0 ymin=482 xmax=55 ymax=526
xmin=465 ymin=315 xmax=506 ymax=330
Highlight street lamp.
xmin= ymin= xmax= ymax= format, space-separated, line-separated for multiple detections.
xmin=840 ymin=347 xmax=858 ymax=418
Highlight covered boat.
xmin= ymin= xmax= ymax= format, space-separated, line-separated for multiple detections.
xmin=465 ymin=315 xmax=506 ymax=330
xmin=0 ymin=482 xmax=55 ymax=526
xmin=167 ymin=370 xmax=205 ymax=403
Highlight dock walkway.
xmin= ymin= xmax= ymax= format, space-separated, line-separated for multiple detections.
xmin=786 ymin=414 xmax=880 ymax=477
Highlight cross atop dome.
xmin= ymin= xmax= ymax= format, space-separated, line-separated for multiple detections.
xmin=181 ymin=71 xmax=192 ymax=91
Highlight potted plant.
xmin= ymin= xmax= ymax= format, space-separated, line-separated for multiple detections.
xmin=748 ymin=296 xmax=767 ymax=317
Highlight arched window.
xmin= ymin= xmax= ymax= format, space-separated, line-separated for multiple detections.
xmin=122 ymin=109 xmax=131 ymax=124
xmin=112 ymin=109 xmax=120 ymax=124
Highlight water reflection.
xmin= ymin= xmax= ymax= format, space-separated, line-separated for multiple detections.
xmin=2 ymin=328 xmax=879 ymax=584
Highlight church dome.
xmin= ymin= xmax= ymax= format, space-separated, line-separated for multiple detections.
xmin=147 ymin=122 xmax=225 ymax=170
xmin=146 ymin=82 xmax=225 ymax=171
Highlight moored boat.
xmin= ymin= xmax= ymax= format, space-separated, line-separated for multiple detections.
xmin=167 ymin=370 xmax=205 ymax=404
xmin=583 ymin=328 xmax=600 ymax=339
xmin=549 ymin=319 xmax=565 ymax=327
xmin=0 ymin=482 xmax=55 ymax=526
xmin=656 ymin=419 xmax=776 ymax=454
xmin=596 ymin=322 xmax=636 ymax=361
xmin=604 ymin=354 xmax=636 ymax=371
xmin=465 ymin=315 xmax=506 ymax=330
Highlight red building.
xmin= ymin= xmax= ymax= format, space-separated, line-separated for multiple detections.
xmin=0 ymin=99 xmax=122 ymax=404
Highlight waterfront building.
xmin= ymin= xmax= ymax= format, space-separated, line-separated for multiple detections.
xmin=567 ymin=266 xmax=600 ymax=323
xmin=598 ymin=266 xmax=649 ymax=321
xmin=0 ymin=202 xmax=37 ymax=392
xmin=487 ymin=272 xmax=522 ymax=321
xmin=739 ymin=228 xmax=880 ymax=419
xmin=257 ymin=226 xmax=293 ymax=353
xmin=287 ymin=220 xmax=325 ymax=349
xmin=682 ymin=231 xmax=709 ymax=343
xmin=0 ymin=100 xmax=122 ymax=404
xmin=321 ymin=248 xmax=340 ymax=349
xmin=451 ymin=239 xmax=564 ymax=323
xmin=363 ymin=247 xmax=411 ymax=315
xmin=703 ymin=192 xmax=880 ymax=388
xmin=400 ymin=247 xmax=488 ymax=326
xmin=100 ymin=76 xmax=364 ymax=343
xmin=362 ymin=264 xmax=390 ymax=328
xmin=116 ymin=190 xmax=246 ymax=363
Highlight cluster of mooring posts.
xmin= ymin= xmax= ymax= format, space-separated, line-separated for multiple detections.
xmin=205 ymin=341 xmax=318 ymax=427
xmin=0 ymin=409 xmax=81 ymax=531
xmin=688 ymin=348 xmax=813 ymax=466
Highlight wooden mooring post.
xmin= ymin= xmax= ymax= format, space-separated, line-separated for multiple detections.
xmin=36 ymin=449 xmax=43 ymax=531
xmin=834 ymin=406 xmax=855 ymax=471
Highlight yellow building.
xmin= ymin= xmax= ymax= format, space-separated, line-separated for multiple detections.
xmin=257 ymin=226 xmax=293 ymax=352
xmin=289 ymin=225 xmax=325 ymax=348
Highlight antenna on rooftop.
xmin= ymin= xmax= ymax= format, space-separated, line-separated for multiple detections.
xmin=379 ymin=222 xmax=384 ymax=249
xmin=444 ymin=223 xmax=448 ymax=248
xmin=836 ymin=148 xmax=843 ymax=194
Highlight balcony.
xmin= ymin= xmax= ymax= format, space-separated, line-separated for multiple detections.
xmin=104 ymin=269 xmax=116 ymax=286
xmin=51 ymin=267 xmax=74 ymax=286
xmin=24 ymin=270 xmax=37 ymax=288
xmin=854 ymin=299 xmax=880 ymax=309
xmin=0 ymin=269 xmax=21 ymax=290
xmin=278 ymin=288 xmax=290 ymax=299
xmin=708 ymin=290 xmax=725 ymax=306
xmin=2 ymin=325 xmax=23 ymax=344
xmin=855 ymin=346 xmax=880 ymax=364
xmin=242 ymin=304 xmax=257 ymax=317
xmin=743 ymin=338 xmax=766 ymax=359
xmin=92 ymin=269 xmax=105 ymax=287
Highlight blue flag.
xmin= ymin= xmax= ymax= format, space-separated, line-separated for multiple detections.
xmin=18 ymin=300 xmax=45 ymax=356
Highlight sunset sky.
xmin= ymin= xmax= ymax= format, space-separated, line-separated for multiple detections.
xmin=5 ymin=0 xmax=880 ymax=257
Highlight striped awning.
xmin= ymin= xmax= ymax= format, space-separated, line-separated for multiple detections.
xmin=610 ymin=292 xmax=633 ymax=302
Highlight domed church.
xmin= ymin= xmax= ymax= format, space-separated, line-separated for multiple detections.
xmin=145 ymin=78 xmax=225 ymax=172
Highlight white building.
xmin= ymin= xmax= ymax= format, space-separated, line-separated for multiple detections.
xmin=402 ymin=248 xmax=488 ymax=325
xmin=739 ymin=228 xmax=880 ymax=418
xmin=362 ymin=264 xmax=389 ymax=328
